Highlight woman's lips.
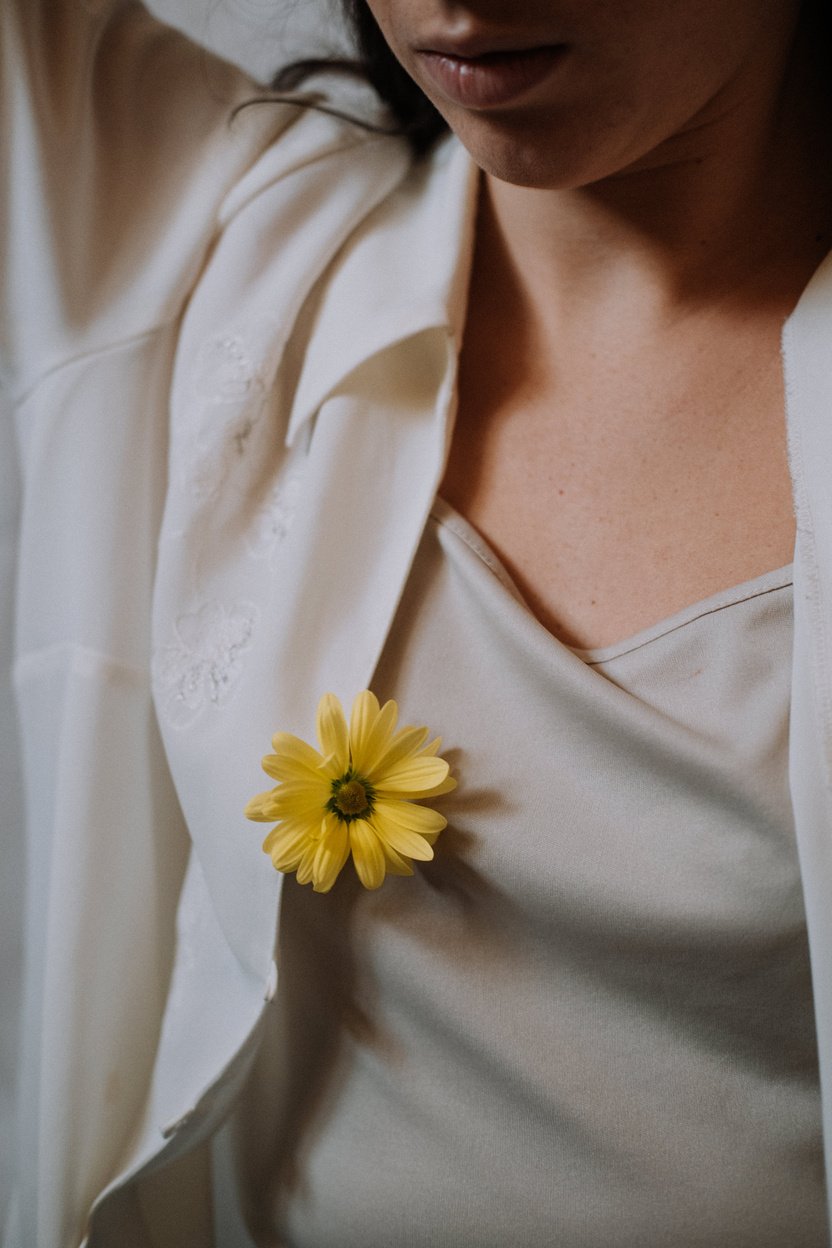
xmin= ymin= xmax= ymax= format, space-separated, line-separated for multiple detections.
xmin=415 ymin=45 xmax=567 ymax=109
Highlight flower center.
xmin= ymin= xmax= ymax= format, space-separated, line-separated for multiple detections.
xmin=329 ymin=773 xmax=374 ymax=821
xmin=335 ymin=779 xmax=368 ymax=815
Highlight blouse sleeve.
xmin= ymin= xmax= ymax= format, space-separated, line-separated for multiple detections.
xmin=0 ymin=5 xmax=308 ymax=1244
xmin=0 ymin=0 xmax=297 ymax=396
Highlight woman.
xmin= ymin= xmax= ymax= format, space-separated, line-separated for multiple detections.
xmin=3 ymin=0 xmax=831 ymax=1244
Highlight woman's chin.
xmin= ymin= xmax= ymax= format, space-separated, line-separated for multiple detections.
xmin=438 ymin=110 xmax=622 ymax=192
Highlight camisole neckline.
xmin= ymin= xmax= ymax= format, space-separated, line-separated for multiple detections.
xmin=431 ymin=495 xmax=794 ymax=665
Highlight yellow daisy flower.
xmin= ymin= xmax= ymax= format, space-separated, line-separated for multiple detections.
xmin=245 ymin=690 xmax=456 ymax=893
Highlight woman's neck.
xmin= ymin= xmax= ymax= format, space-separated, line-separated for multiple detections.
xmin=477 ymin=17 xmax=832 ymax=348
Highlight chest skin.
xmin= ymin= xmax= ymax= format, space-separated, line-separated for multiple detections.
xmin=442 ymin=284 xmax=797 ymax=652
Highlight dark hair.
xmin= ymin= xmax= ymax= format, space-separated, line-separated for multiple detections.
xmin=271 ymin=1 xmax=448 ymax=156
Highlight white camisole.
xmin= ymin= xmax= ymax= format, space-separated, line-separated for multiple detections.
xmin=228 ymin=499 xmax=826 ymax=1247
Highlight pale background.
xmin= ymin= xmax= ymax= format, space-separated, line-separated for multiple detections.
xmin=148 ymin=0 xmax=352 ymax=79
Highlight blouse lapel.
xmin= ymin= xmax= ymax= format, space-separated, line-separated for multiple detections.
xmin=153 ymin=124 xmax=478 ymax=980
xmin=782 ymin=247 xmax=832 ymax=1219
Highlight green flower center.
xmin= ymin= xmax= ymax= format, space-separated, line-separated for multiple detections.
xmin=328 ymin=771 xmax=375 ymax=822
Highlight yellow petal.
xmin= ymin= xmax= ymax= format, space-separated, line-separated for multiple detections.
xmin=263 ymin=820 xmax=316 ymax=872
xmin=317 ymin=751 xmax=344 ymax=781
xmin=263 ymin=732 xmax=326 ymax=781
xmin=379 ymin=841 xmax=415 ymax=877
xmin=368 ymin=724 xmax=430 ymax=780
xmin=311 ymin=814 xmax=350 ymax=893
xmin=262 ymin=758 xmax=333 ymax=788
xmin=373 ymin=798 xmax=447 ymax=836
xmin=247 ymin=783 xmax=330 ymax=822
xmin=316 ymin=693 xmax=349 ymax=771
xmin=413 ymin=773 xmax=458 ymax=800
xmin=262 ymin=818 xmax=309 ymax=853
xmin=270 ymin=850 xmax=306 ymax=874
xmin=375 ymin=755 xmax=451 ymax=795
xmin=261 ymin=755 xmax=294 ymax=783
xmin=371 ymin=808 xmax=435 ymax=862
xmin=348 ymin=690 xmax=380 ymax=768
xmin=421 ymin=736 xmax=442 ymax=756
xmin=260 ymin=779 xmax=330 ymax=820
xmin=244 ymin=789 xmax=282 ymax=821
xmin=350 ymin=696 xmax=398 ymax=774
xmin=296 ymin=842 xmax=318 ymax=886
xmin=349 ymin=818 xmax=386 ymax=890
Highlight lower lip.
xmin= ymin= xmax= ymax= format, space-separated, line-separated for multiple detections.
xmin=416 ymin=46 xmax=566 ymax=109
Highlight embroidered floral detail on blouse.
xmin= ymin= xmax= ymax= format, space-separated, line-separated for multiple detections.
xmin=194 ymin=334 xmax=264 ymax=405
xmin=184 ymin=330 xmax=280 ymax=503
xmin=247 ymin=470 xmax=304 ymax=560
xmin=245 ymin=691 xmax=456 ymax=893
xmin=187 ymin=426 xmax=263 ymax=503
xmin=154 ymin=601 xmax=258 ymax=729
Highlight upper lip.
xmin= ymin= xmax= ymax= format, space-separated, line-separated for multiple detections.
xmin=416 ymin=35 xmax=561 ymax=60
